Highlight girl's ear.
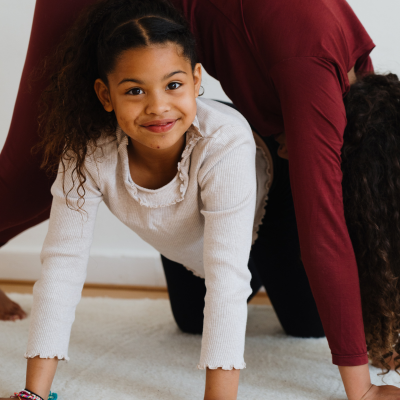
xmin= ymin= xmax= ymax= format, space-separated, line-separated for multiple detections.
xmin=94 ymin=79 xmax=114 ymax=112
xmin=193 ymin=63 xmax=202 ymax=97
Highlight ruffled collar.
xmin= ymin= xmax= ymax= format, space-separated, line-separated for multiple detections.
xmin=116 ymin=116 xmax=202 ymax=208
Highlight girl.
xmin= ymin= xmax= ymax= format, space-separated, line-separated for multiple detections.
xmin=5 ymin=0 xmax=273 ymax=398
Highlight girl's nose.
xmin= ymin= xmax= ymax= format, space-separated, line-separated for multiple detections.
xmin=145 ymin=93 xmax=171 ymax=115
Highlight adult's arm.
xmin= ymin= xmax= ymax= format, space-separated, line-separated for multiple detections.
xmin=270 ymin=57 xmax=368 ymax=366
xmin=0 ymin=0 xmax=96 ymax=243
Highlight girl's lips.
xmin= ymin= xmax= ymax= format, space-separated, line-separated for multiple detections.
xmin=141 ymin=119 xmax=177 ymax=133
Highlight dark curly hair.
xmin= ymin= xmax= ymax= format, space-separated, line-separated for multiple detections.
xmin=342 ymin=72 xmax=400 ymax=374
xmin=36 ymin=0 xmax=197 ymax=205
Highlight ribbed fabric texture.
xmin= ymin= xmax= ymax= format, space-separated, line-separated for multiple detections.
xmin=26 ymin=99 xmax=270 ymax=369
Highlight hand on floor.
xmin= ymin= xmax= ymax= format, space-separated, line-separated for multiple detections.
xmin=0 ymin=289 xmax=27 ymax=321
xmin=361 ymin=384 xmax=400 ymax=400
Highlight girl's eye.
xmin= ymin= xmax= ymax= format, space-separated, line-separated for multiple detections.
xmin=127 ymin=88 xmax=144 ymax=95
xmin=167 ymin=82 xmax=182 ymax=90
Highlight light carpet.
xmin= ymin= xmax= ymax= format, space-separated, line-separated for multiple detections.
xmin=1 ymin=294 xmax=399 ymax=399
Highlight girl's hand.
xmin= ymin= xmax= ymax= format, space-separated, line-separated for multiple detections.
xmin=361 ymin=384 xmax=400 ymax=400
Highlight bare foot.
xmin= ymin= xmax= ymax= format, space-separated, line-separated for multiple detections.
xmin=0 ymin=289 xmax=27 ymax=321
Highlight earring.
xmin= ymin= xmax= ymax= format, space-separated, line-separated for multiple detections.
xmin=198 ymin=86 xmax=205 ymax=96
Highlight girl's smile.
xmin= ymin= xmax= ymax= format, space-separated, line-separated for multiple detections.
xmin=140 ymin=118 xmax=179 ymax=133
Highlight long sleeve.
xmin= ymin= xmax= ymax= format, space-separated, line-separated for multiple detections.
xmin=26 ymin=160 xmax=103 ymax=360
xmin=198 ymin=126 xmax=255 ymax=369
xmin=270 ymin=57 xmax=368 ymax=366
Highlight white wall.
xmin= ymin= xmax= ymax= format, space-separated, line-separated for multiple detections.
xmin=1 ymin=0 xmax=399 ymax=286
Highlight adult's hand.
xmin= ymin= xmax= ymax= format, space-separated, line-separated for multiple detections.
xmin=361 ymin=384 xmax=400 ymax=400
xmin=339 ymin=364 xmax=400 ymax=400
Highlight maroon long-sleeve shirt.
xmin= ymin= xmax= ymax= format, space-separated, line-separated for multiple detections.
xmin=170 ymin=0 xmax=375 ymax=366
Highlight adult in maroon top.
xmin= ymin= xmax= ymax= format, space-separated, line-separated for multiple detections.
xmin=169 ymin=0 xmax=375 ymax=367
xmin=0 ymin=0 xmax=372 ymax=367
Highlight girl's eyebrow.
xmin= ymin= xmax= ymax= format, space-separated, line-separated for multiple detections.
xmin=163 ymin=70 xmax=187 ymax=80
xmin=118 ymin=77 xmax=144 ymax=85
xmin=118 ymin=70 xmax=187 ymax=86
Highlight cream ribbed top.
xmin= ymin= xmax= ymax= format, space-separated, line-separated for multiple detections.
xmin=26 ymin=99 xmax=271 ymax=370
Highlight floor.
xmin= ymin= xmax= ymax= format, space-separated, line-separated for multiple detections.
xmin=0 ymin=281 xmax=271 ymax=305
xmin=3 ymin=292 xmax=361 ymax=400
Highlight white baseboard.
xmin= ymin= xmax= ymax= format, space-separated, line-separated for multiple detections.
xmin=0 ymin=249 xmax=167 ymax=287
xmin=0 ymin=249 xmax=266 ymax=292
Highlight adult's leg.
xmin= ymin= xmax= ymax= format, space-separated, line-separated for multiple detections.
xmin=0 ymin=0 xmax=96 ymax=320
xmin=161 ymin=255 xmax=262 ymax=334
xmin=0 ymin=206 xmax=51 ymax=246
xmin=0 ymin=0 xmax=96 ymax=244
xmin=251 ymin=139 xmax=325 ymax=338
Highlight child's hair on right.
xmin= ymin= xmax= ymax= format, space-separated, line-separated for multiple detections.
xmin=36 ymin=0 xmax=197 ymax=203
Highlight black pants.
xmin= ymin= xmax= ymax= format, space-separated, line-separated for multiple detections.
xmin=161 ymin=133 xmax=325 ymax=338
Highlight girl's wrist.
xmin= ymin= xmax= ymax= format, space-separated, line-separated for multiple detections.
xmin=204 ymin=368 xmax=240 ymax=400
xmin=10 ymin=390 xmax=57 ymax=400
xmin=12 ymin=389 xmax=44 ymax=400
xmin=25 ymin=357 xmax=59 ymax=400
xmin=338 ymin=364 xmax=372 ymax=400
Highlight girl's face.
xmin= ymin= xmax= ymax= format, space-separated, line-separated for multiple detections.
xmin=95 ymin=43 xmax=201 ymax=151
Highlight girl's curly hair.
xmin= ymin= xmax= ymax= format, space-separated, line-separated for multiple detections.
xmin=35 ymin=0 xmax=197 ymax=206
xmin=342 ymin=72 xmax=400 ymax=373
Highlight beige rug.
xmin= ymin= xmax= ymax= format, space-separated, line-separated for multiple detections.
xmin=1 ymin=294 xmax=398 ymax=399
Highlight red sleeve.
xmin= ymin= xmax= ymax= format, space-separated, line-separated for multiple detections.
xmin=356 ymin=55 xmax=374 ymax=74
xmin=270 ymin=57 xmax=368 ymax=366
